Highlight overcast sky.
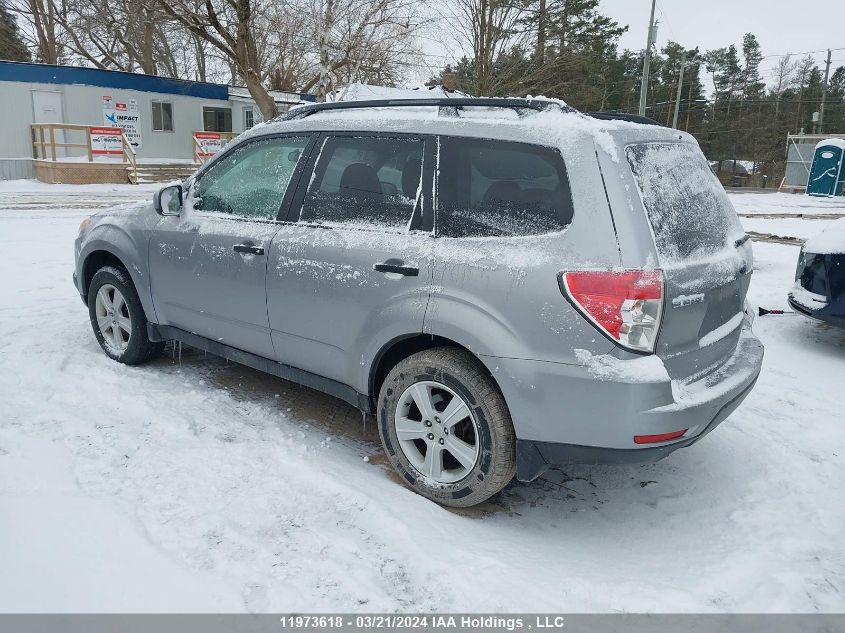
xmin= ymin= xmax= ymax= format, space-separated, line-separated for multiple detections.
xmin=600 ymin=0 xmax=845 ymax=81
xmin=417 ymin=0 xmax=845 ymax=90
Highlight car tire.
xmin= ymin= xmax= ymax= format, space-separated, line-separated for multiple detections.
xmin=88 ymin=266 xmax=164 ymax=365
xmin=377 ymin=347 xmax=516 ymax=507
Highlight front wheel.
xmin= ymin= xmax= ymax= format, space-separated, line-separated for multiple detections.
xmin=88 ymin=265 xmax=164 ymax=365
xmin=377 ymin=348 xmax=516 ymax=507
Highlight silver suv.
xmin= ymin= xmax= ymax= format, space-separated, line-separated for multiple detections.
xmin=73 ymin=99 xmax=764 ymax=507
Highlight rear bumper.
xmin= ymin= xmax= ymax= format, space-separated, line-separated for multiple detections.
xmin=485 ymin=319 xmax=764 ymax=482
xmin=516 ymin=371 xmax=759 ymax=480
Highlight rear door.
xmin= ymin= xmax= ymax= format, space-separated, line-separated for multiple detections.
xmin=149 ymin=135 xmax=311 ymax=358
xmin=266 ymin=133 xmax=435 ymax=388
xmin=625 ymin=141 xmax=752 ymax=380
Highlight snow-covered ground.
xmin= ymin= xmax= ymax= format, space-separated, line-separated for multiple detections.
xmin=734 ymin=192 xmax=844 ymax=243
xmin=731 ymin=191 xmax=845 ymax=216
xmin=1 ymin=181 xmax=844 ymax=613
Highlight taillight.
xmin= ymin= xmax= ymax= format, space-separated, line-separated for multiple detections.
xmin=634 ymin=429 xmax=687 ymax=444
xmin=560 ymin=269 xmax=664 ymax=353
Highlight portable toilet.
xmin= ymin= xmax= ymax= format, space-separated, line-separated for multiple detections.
xmin=806 ymin=139 xmax=845 ymax=197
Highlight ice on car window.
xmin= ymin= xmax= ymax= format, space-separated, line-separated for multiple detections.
xmin=626 ymin=142 xmax=744 ymax=262
xmin=436 ymin=137 xmax=574 ymax=238
xmin=300 ymin=136 xmax=423 ymax=231
xmin=194 ymin=137 xmax=309 ymax=219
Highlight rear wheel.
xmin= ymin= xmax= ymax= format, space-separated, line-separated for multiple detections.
xmin=377 ymin=348 xmax=516 ymax=507
xmin=88 ymin=266 xmax=164 ymax=365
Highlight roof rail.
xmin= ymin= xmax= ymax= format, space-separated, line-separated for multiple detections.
xmin=587 ymin=111 xmax=663 ymax=126
xmin=279 ymin=98 xmax=574 ymax=121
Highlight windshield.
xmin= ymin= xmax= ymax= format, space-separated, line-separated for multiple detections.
xmin=626 ymin=142 xmax=743 ymax=262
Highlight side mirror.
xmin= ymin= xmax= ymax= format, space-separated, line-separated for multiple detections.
xmin=154 ymin=184 xmax=183 ymax=216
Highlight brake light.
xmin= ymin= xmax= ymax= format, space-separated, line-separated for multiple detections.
xmin=560 ymin=269 xmax=664 ymax=353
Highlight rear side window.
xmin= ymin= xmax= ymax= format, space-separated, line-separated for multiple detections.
xmin=436 ymin=137 xmax=574 ymax=238
xmin=626 ymin=142 xmax=744 ymax=262
xmin=299 ymin=136 xmax=423 ymax=230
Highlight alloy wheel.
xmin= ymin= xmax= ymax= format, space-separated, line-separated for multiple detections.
xmin=95 ymin=284 xmax=131 ymax=353
xmin=394 ymin=381 xmax=480 ymax=483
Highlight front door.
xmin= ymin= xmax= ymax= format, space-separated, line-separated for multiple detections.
xmin=32 ymin=90 xmax=65 ymax=157
xmin=266 ymin=133 xmax=435 ymax=388
xmin=149 ymin=135 xmax=311 ymax=358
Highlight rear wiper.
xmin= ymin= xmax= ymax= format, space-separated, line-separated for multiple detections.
xmin=734 ymin=234 xmax=750 ymax=247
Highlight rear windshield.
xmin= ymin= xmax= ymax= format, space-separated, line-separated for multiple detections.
xmin=626 ymin=142 xmax=743 ymax=262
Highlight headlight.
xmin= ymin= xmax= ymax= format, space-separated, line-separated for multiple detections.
xmin=78 ymin=217 xmax=93 ymax=236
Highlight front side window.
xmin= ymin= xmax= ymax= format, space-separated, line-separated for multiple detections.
xmin=152 ymin=101 xmax=173 ymax=132
xmin=299 ymin=136 xmax=424 ymax=231
xmin=193 ymin=137 xmax=309 ymax=220
xmin=436 ymin=137 xmax=574 ymax=238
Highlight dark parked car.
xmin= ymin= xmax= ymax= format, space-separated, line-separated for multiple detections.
xmin=789 ymin=219 xmax=845 ymax=327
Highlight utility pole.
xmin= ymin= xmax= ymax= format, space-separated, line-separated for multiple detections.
xmin=685 ymin=76 xmax=694 ymax=131
xmin=818 ymin=49 xmax=832 ymax=134
xmin=638 ymin=0 xmax=658 ymax=116
xmin=671 ymin=57 xmax=688 ymax=129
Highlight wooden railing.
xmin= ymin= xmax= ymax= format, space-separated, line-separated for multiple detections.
xmin=121 ymin=133 xmax=138 ymax=184
xmin=30 ymin=123 xmax=138 ymax=183
xmin=31 ymin=123 xmax=90 ymax=161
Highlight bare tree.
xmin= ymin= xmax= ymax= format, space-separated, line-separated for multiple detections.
xmin=769 ymin=54 xmax=797 ymax=116
xmin=315 ymin=0 xmax=334 ymax=101
xmin=299 ymin=0 xmax=423 ymax=96
xmin=266 ymin=7 xmax=312 ymax=91
xmin=436 ymin=0 xmax=525 ymax=96
xmin=150 ymin=0 xmax=278 ymax=118
xmin=9 ymin=0 xmax=65 ymax=63
xmin=12 ymin=0 xmax=424 ymax=115
xmin=794 ymin=54 xmax=815 ymax=131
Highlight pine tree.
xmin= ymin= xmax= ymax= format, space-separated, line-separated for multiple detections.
xmin=826 ymin=66 xmax=845 ymax=132
xmin=517 ymin=0 xmax=626 ymax=109
xmin=740 ymin=33 xmax=765 ymax=101
xmin=0 ymin=0 xmax=29 ymax=61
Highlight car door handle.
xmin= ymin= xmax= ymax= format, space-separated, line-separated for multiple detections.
xmin=233 ymin=244 xmax=265 ymax=255
xmin=374 ymin=262 xmax=419 ymax=276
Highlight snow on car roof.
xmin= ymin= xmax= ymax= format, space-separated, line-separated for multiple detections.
xmin=241 ymin=101 xmax=693 ymax=161
xmin=803 ymin=217 xmax=845 ymax=255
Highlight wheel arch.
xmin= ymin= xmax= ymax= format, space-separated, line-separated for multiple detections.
xmin=368 ymin=334 xmax=509 ymax=411
xmin=81 ymin=249 xmax=128 ymax=299
xmin=80 ymin=242 xmax=157 ymax=323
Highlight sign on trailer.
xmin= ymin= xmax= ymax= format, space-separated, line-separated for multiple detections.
xmin=89 ymin=127 xmax=123 ymax=155
xmin=102 ymin=95 xmax=142 ymax=149
xmin=194 ymin=131 xmax=225 ymax=158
